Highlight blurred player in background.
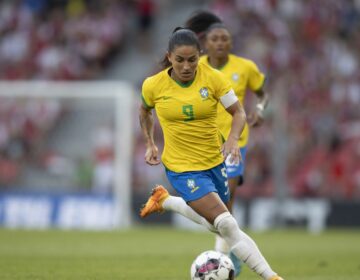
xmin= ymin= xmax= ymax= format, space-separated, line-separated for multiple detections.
xmin=139 ymin=28 xmax=283 ymax=280
xmin=185 ymin=11 xmax=269 ymax=277
xmin=184 ymin=10 xmax=222 ymax=50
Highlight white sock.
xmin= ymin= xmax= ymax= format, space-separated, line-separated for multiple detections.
xmin=215 ymin=234 xmax=229 ymax=254
xmin=163 ymin=195 xmax=217 ymax=232
xmin=214 ymin=212 xmax=277 ymax=280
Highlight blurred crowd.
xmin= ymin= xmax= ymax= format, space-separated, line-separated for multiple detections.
xmin=0 ymin=0 xmax=126 ymax=80
xmin=132 ymin=0 xmax=360 ymax=201
xmin=206 ymin=0 xmax=360 ymax=200
xmin=0 ymin=0 xmax=128 ymax=186
xmin=0 ymin=0 xmax=359 ymax=201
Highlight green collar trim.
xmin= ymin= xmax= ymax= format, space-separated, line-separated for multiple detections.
xmin=168 ymin=68 xmax=195 ymax=88
xmin=174 ymin=78 xmax=195 ymax=88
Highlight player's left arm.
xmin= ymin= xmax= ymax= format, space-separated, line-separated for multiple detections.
xmin=220 ymin=89 xmax=247 ymax=164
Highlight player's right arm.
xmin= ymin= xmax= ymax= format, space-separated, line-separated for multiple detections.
xmin=139 ymin=78 xmax=161 ymax=166
xmin=139 ymin=105 xmax=160 ymax=165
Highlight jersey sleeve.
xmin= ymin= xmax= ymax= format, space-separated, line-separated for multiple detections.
xmin=214 ymin=70 xmax=233 ymax=100
xmin=247 ymin=61 xmax=266 ymax=92
xmin=141 ymin=77 xmax=155 ymax=109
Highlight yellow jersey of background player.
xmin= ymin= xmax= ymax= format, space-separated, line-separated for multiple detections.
xmin=200 ymin=54 xmax=265 ymax=148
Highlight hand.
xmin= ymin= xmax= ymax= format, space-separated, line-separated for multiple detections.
xmin=221 ymin=137 xmax=241 ymax=165
xmin=144 ymin=144 xmax=161 ymax=165
xmin=248 ymin=110 xmax=264 ymax=127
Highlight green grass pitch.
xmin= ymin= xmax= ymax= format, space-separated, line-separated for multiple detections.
xmin=0 ymin=227 xmax=359 ymax=279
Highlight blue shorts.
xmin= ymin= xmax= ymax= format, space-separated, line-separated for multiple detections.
xmin=225 ymin=146 xmax=247 ymax=179
xmin=165 ymin=163 xmax=230 ymax=204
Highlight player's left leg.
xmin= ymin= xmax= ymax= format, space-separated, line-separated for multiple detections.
xmin=212 ymin=211 xmax=282 ymax=280
xmin=185 ymin=171 xmax=282 ymax=280
xmin=140 ymin=165 xmax=284 ymax=280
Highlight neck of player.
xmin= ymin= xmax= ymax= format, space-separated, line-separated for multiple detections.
xmin=208 ymin=56 xmax=228 ymax=70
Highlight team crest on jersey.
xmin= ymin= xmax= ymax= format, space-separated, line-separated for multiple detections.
xmin=199 ymin=87 xmax=209 ymax=100
xmin=187 ymin=179 xmax=199 ymax=193
xmin=232 ymin=73 xmax=239 ymax=81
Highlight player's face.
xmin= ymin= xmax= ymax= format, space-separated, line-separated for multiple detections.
xmin=205 ymin=28 xmax=232 ymax=59
xmin=167 ymin=45 xmax=199 ymax=83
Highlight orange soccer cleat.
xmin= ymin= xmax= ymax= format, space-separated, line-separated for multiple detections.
xmin=140 ymin=185 xmax=169 ymax=218
xmin=269 ymin=276 xmax=284 ymax=280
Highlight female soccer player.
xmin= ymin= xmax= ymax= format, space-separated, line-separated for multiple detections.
xmin=139 ymin=28 xmax=283 ymax=280
xmin=155 ymin=11 xmax=270 ymax=277
xmin=184 ymin=10 xmax=222 ymax=50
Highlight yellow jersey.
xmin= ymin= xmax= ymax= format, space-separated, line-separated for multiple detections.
xmin=142 ymin=62 xmax=232 ymax=172
xmin=200 ymin=54 xmax=265 ymax=147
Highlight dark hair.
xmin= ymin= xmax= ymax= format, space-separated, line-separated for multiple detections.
xmin=185 ymin=10 xmax=222 ymax=35
xmin=206 ymin=22 xmax=228 ymax=34
xmin=161 ymin=28 xmax=201 ymax=68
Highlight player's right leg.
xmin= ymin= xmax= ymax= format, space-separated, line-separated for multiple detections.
xmin=140 ymin=185 xmax=169 ymax=218
xmin=140 ymin=184 xmax=217 ymax=232
xmin=140 ymin=164 xmax=225 ymax=232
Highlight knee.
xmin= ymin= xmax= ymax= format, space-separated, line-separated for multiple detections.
xmin=203 ymin=219 xmax=218 ymax=233
xmin=214 ymin=212 xmax=237 ymax=234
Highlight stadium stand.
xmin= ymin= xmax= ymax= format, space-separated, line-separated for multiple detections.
xmin=207 ymin=0 xmax=360 ymax=200
xmin=128 ymin=0 xmax=360 ymax=202
xmin=0 ymin=0 xmax=128 ymax=187
xmin=0 ymin=0 xmax=359 ymax=201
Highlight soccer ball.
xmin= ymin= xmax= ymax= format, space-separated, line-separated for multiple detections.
xmin=190 ymin=250 xmax=235 ymax=280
